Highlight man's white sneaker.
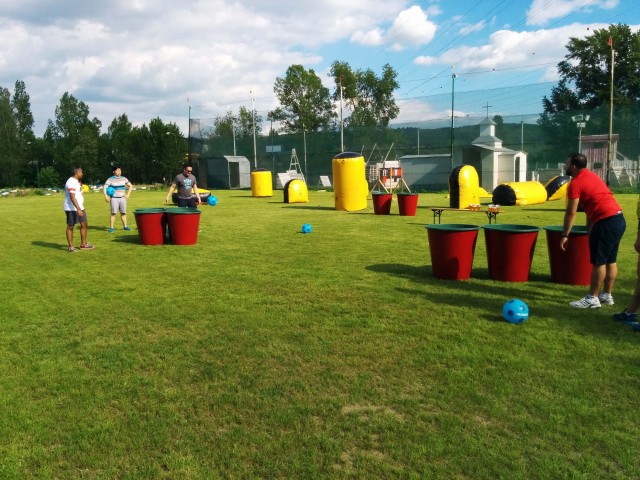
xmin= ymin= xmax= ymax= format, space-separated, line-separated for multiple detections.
xmin=598 ymin=292 xmax=614 ymax=305
xmin=570 ymin=295 xmax=601 ymax=309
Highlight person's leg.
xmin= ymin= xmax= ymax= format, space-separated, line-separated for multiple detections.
xmin=602 ymin=262 xmax=618 ymax=294
xmin=80 ymin=221 xmax=88 ymax=245
xmin=110 ymin=213 xmax=116 ymax=229
xmin=66 ymin=224 xmax=74 ymax=247
xmin=589 ymin=264 xmax=606 ymax=297
xmin=121 ymin=213 xmax=128 ymax=228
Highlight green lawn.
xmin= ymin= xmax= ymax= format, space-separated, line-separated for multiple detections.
xmin=1 ymin=189 xmax=639 ymax=479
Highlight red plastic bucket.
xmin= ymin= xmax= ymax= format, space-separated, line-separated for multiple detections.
xmin=544 ymin=226 xmax=592 ymax=285
xmin=426 ymin=224 xmax=480 ymax=280
xmin=133 ymin=208 xmax=166 ymax=245
xmin=397 ymin=193 xmax=419 ymax=216
xmin=483 ymin=224 xmax=540 ymax=282
xmin=372 ymin=193 xmax=392 ymax=215
xmin=166 ymin=208 xmax=201 ymax=245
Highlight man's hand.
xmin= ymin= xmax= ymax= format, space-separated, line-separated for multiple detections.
xmin=560 ymin=236 xmax=568 ymax=251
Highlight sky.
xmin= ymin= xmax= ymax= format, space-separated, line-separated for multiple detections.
xmin=1 ymin=0 xmax=639 ymax=136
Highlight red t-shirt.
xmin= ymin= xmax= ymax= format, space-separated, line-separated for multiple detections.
xmin=567 ymin=168 xmax=621 ymax=224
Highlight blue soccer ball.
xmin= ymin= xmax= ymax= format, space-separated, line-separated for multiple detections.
xmin=106 ymin=186 xmax=115 ymax=197
xmin=301 ymin=223 xmax=312 ymax=234
xmin=207 ymin=195 xmax=218 ymax=206
xmin=502 ymin=299 xmax=529 ymax=323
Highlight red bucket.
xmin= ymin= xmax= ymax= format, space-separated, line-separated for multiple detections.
xmin=133 ymin=208 xmax=166 ymax=245
xmin=372 ymin=193 xmax=392 ymax=215
xmin=397 ymin=193 xmax=419 ymax=216
xmin=483 ymin=224 xmax=540 ymax=282
xmin=426 ymin=224 xmax=480 ymax=280
xmin=544 ymin=226 xmax=592 ymax=285
xmin=166 ymin=208 xmax=201 ymax=245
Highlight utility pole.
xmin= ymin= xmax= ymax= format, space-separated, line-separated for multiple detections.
xmin=606 ymin=37 xmax=615 ymax=186
xmin=251 ymin=93 xmax=257 ymax=169
xmin=520 ymin=116 xmax=524 ymax=152
xmin=483 ymin=102 xmax=492 ymax=118
xmin=187 ymin=103 xmax=191 ymax=166
xmin=339 ymin=75 xmax=344 ymax=153
xmin=450 ymin=65 xmax=456 ymax=171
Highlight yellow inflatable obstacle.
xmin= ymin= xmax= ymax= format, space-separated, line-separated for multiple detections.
xmin=544 ymin=175 xmax=570 ymax=201
xmin=283 ymin=179 xmax=308 ymax=203
xmin=171 ymin=188 xmax=211 ymax=204
xmin=332 ymin=152 xmax=368 ymax=211
xmin=448 ymin=165 xmax=479 ymax=209
xmin=492 ymin=181 xmax=547 ymax=206
xmin=251 ymin=168 xmax=273 ymax=197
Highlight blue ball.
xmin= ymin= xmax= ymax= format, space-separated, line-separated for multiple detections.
xmin=106 ymin=186 xmax=115 ymax=197
xmin=502 ymin=299 xmax=529 ymax=323
xmin=301 ymin=223 xmax=312 ymax=234
xmin=207 ymin=195 xmax=218 ymax=206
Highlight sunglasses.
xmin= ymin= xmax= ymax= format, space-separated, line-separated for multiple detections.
xmin=186 ymin=170 xmax=193 ymax=173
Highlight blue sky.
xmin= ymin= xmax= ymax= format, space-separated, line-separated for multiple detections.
xmin=1 ymin=0 xmax=638 ymax=135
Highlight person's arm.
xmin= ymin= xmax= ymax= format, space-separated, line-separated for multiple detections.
xmin=165 ymin=182 xmax=177 ymax=204
xmin=70 ymin=192 xmax=85 ymax=217
xmin=103 ymin=182 xmax=110 ymax=203
xmin=635 ymin=226 xmax=640 ymax=255
xmin=560 ymin=197 xmax=579 ymax=251
xmin=194 ymin=183 xmax=202 ymax=204
xmin=125 ymin=181 xmax=133 ymax=199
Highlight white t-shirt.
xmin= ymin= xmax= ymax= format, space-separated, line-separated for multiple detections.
xmin=63 ymin=177 xmax=84 ymax=211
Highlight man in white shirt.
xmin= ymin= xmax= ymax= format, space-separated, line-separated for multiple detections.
xmin=63 ymin=167 xmax=95 ymax=253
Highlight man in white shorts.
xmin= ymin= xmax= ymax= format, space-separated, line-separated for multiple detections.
xmin=103 ymin=166 xmax=133 ymax=233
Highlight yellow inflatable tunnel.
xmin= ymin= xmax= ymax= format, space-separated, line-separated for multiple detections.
xmin=544 ymin=175 xmax=570 ymax=201
xmin=332 ymin=152 xmax=368 ymax=211
xmin=448 ymin=165 xmax=480 ymax=209
xmin=283 ymin=179 xmax=308 ymax=203
xmin=492 ymin=181 xmax=547 ymax=206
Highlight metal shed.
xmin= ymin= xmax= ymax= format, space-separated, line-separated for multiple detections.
xmin=201 ymin=156 xmax=251 ymax=189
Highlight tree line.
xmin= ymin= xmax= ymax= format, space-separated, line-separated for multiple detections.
xmin=1 ymin=24 xmax=638 ymax=188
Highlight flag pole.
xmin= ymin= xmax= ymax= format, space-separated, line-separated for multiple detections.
xmin=606 ymin=36 xmax=614 ymax=186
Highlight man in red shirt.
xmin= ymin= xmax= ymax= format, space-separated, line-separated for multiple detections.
xmin=561 ymin=153 xmax=626 ymax=308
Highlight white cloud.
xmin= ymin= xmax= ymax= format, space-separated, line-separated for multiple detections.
xmin=459 ymin=20 xmax=486 ymax=36
xmin=351 ymin=5 xmax=437 ymax=51
xmin=414 ymin=23 xmax=610 ymax=73
xmin=526 ymin=0 xmax=619 ymax=26
xmin=387 ymin=6 xmax=438 ymax=51
xmin=351 ymin=28 xmax=385 ymax=46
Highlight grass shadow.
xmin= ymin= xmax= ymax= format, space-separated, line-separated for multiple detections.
xmin=111 ymin=235 xmax=144 ymax=244
xmin=32 ymin=240 xmax=67 ymax=251
xmin=281 ymin=205 xmax=336 ymax=211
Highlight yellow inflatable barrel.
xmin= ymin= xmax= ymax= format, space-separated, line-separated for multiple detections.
xmin=449 ymin=165 xmax=480 ymax=209
xmin=544 ymin=175 xmax=570 ymax=201
xmin=492 ymin=181 xmax=547 ymax=206
xmin=332 ymin=152 xmax=368 ymax=211
xmin=284 ymin=179 xmax=308 ymax=203
xmin=251 ymin=169 xmax=272 ymax=197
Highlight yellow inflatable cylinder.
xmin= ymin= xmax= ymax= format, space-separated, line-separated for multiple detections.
xmin=544 ymin=175 xmax=570 ymax=201
xmin=251 ymin=169 xmax=272 ymax=197
xmin=449 ymin=165 xmax=479 ymax=209
xmin=284 ymin=179 xmax=308 ymax=203
xmin=332 ymin=152 xmax=368 ymax=211
xmin=492 ymin=181 xmax=547 ymax=206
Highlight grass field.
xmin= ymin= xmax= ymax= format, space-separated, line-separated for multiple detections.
xmin=1 ymin=189 xmax=639 ymax=479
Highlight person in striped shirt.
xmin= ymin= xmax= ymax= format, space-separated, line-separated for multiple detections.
xmin=103 ymin=166 xmax=133 ymax=233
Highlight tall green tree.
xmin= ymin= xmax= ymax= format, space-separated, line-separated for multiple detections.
xmin=0 ymin=86 xmax=20 ymax=186
xmin=214 ymin=106 xmax=262 ymax=138
xmin=45 ymin=92 xmax=101 ymax=183
xmin=270 ymin=65 xmax=336 ymax=133
xmin=330 ymin=62 xmax=400 ymax=128
xmin=540 ymin=24 xmax=640 ymax=160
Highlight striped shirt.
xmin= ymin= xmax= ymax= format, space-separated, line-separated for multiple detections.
xmin=105 ymin=176 xmax=130 ymax=198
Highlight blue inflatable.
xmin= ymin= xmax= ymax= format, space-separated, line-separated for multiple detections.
xmin=207 ymin=195 xmax=218 ymax=206
xmin=502 ymin=299 xmax=529 ymax=323
xmin=106 ymin=186 xmax=115 ymax=197
xmin=301 ymin=223 xmax=312 ymax=234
